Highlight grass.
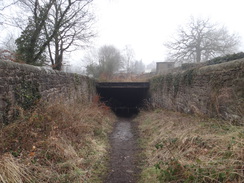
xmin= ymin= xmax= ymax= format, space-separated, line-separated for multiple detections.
xmin=0 ymin=97 xmax=115 ymax=183
xmin=137 ymin=109 xmax=244 ymax=183
xmin=0 ymin=153 xmax=32 ymax=183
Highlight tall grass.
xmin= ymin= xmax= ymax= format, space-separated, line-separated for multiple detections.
xmin=0 ymin=97 xmax=115 ymax=182
xmin=138 ymin=109 xmax=244 ymax=183
xmin=0 ymin=153 xmax=32 ymax=183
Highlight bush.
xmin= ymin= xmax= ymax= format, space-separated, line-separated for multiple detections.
xmin=206 ymin=52 xmax=244 ymax=66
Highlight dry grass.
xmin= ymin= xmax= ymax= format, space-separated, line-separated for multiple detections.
xmin=0 ymin=153 xmax=32 ymax=183
xmin=0 ymin=97 xmax=115 ymax=182
xmin=138 ymin=109 xmax=244 ymax=183
xmin=97 ymin=73 xmax=153 ymax=82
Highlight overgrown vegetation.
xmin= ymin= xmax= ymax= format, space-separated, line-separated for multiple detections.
xmin=150 ymin=68 xmax=196 ymax=96
xmin=206 ymin=52 xmax=244 ymax=66
xmin=14 ymin=80 xmax=41 ymax=110
xmin=171 ymin=52 xmax=244 ymax=73
xmin=138 ymin=109 xmax=244 ymax=183
xmin=152 ymin=54 xmax=242 ymax=93
xmin=0 ymin=97 xmax=115 ymax=182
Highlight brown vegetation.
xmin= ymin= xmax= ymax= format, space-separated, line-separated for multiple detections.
xmin=97 ymin=73 xmax=152 ymax=82
xmin=138 ymin=109 xmax=244 ymax=183
xmin=0 ymin=97 xmax=115 ymax=182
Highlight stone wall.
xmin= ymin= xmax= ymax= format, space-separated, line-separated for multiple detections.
xmin=149 ymin=59 xmax=244 ymax=122
xmin=0 ymin=61 xmax=95 ymax=125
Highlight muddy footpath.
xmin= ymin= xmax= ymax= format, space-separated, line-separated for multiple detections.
xmin=104 ymin=118 xmax=141 ymax=183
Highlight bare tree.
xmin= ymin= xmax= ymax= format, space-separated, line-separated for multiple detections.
xmin=45 ymin=0 xmax=94 ymax=70
xmin=122 ymin=45 xmax=135 ymax=73
xmin=0 ymin=0 xmax=48 ymax=30
xmin=86 ymin=45 xmax=123 ymax=79
xmin=3 ymin=0 xmax=94 ymax=69
xmin=84 ymin=48 xmax=101 ymax=78
xmin=133 ymin=60 xmax=145 ymax=74
xmin=98 ymin=45 xmax=123 ymax=78
xmin=165 ymin=17 xmax=240 ymax=63
xmin=0 ymin=33 xmax=17 ymax=62
xmin=0 ymin=33 xmax=17 ymax=51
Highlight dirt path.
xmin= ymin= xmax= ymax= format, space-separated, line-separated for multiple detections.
xmin=105 ymin=118 xmax=140 ymax=183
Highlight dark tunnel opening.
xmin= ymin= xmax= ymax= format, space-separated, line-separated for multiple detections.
xmin=96 ymin=82 xmax=149 ymax=117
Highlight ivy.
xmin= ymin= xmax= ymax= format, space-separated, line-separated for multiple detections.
xmin=15 ymin=80 xmax=41 ymax=110
xmin=182 ymin=69 xmax=195 ymax=86
xmin=150 ymin=75 xmax=165 ymax=92
xmin=206 ymin=52 xmax=244 ymax=66
xmin=173 ymin=74 xmax=181 ymax=97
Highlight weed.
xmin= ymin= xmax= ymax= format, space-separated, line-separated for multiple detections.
xmin=10 ymin=149 xmax=22 ymax=158
xmin=0 ymin=153 xmax=33 ymax=183
xmin=155 ymin=143 xmax=164 ymax=150
xmin=182 ymin=69 xmax=195 ymax=86
xmin=0 ymin=97 xmax=115 ymax=182
xmin=150 ymin=75 xmax=164 ymax=92
xmin=138 ymin=109 xmax=244 ymax=183
xmin=14 ymin=80 xmax=41 ymax=110
xmin=173 ymin=73 xmax=181 ymax=96
xmin=166 ymin=73 xmax=173 ymax=92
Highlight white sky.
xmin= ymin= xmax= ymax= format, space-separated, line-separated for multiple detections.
xmin=1 ymin=0 xmax=244 ymax=67
xmin=90 ymin=0 xmax=244 ymax=65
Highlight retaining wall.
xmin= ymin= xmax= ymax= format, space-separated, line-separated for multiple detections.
xmin=149 ymin=59 xmax=244 ymax=122
xmin=0 ymin=61 xmax=95 ymax=125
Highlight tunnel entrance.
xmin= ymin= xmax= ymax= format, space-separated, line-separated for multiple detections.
xmin=96 ymin=82 xmax=149 ymax=117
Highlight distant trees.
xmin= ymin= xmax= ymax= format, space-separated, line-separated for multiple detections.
xmin=165 ymin=17 xmax=240 ymax=63
xmin=121 ymin=45 xmax=145 ymax=74
xmin=122 ymin=45 xmax=135 ymax=73
xmin=86 ymin=45 xmax=123 ymax=79
xmin=3 ymin=0 xmax=94 ymax=69
xmin=133 ymin=60 xmax=145 ymax=74
xmin=146 ymin=61 xmax=156 ymax=72
xmin=85 ymin=45 xmax=146 ymax=79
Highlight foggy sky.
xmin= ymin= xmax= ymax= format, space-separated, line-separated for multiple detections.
xmin=91 ymin=0 xmax=244 ymax=64
xmin=1 ymin=0 xmax=244 ymax=67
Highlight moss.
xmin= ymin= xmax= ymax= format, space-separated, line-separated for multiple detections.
xmin=15 ymin=80 xmax=41 ymax=110
xmin=173 ymin=74 xmax=181 ymax=97
xmin=150 ymin=75 xmax=165 ymax=92
xmin=206 ymin=52 xmax=244 ymax=66
xmin=182 ymin=69 xmax=195 ymax=86
xmin=163 ymin=74 xmax=173 ymax=93
xmin=87 ymin=78 xmax=96 ymax=101
xmin=165 ymin=74 xmax=173 ymax=85
xmin=73 ymin=73 xmax=80 ymax=90
xmin=2 ymin=97 xmax=11 ymax=125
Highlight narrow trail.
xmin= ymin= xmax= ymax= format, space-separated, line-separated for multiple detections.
xmin=105 ymin=118 xmax=140 ymax=183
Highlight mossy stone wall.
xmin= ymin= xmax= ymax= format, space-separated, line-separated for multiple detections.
xmin=0 ymin=61 xmax=95 ymax=125
xmin=149 ymin=59 xmax=244 ymax=122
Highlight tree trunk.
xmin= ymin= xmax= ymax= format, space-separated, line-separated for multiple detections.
xmin=53 ymin=38 xmax=63 ymax=71
xmin=196 ymin=48 xmax=201 ymax=63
